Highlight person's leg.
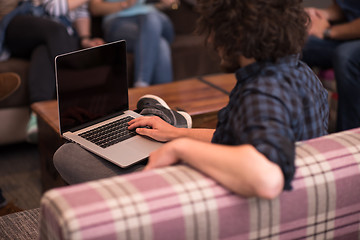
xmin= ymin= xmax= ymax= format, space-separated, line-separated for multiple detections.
xmin=103 ymin=16 xmax=142 ymax=86
xmin=25 ymin=45 xmax=57 ymax=143
xmin=156 ymin=10 xmax=175 ymax=44
xmin=302 ymin=36 xmax=341 ymax=69
xmin=152 ymin=11 xmax=174 ymax=84
xmin=5 ymin=15 xmax=78 ymax=142
xmin=27 ymin=45 xmax=56 ymax=103
xmin=332 ymin=40 xmax=360 ymax=131
xmin=135 ymin=11 xmax=175 ymax=86
xmin=153 ymin=37 xmax=173 ymax=84
xmin=53 ymin=143 xmax=146 ymax=184
xmin=137 ymin=94 xmax=192 ymax=128
xmin=103 ymin=16 xmax=140 ymax=52
xmin=134 ymin=13 xmax=159 ymax=86
xmin=54 ymin=95 xmax=192 ymax=184
xmin=5 ymin=15 xmax=78 ymax=103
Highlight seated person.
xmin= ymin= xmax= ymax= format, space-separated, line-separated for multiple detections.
xmin=302 ymin=0 xmax=360 ymax=132
xmin=0 ymin=0 xmax=104 ymax=143
xmin=89 ymin=0 xmax=178 ymax=87
xmin=54 ymin=0 xmax=329 ymax=199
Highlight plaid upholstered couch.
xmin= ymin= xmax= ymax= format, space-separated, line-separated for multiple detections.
xmin=1 ymin=128 xmax=360 ymax=239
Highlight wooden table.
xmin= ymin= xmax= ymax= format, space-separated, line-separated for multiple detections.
xmin=31 ymin=73 xmax=236 ymax=192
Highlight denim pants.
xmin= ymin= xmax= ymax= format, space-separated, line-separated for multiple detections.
xmin=5 ymin=15 xmax=78 ymax=103
xmin=103 ymin=11 xmax=175 ymax=86
xmin=302 ymin=36 xmax=360 ymax=131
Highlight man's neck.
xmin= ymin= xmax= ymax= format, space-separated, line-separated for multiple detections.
xmin=239 ymin=55 xmax=256 ymax=68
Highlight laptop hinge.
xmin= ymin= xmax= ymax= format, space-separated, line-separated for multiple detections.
xmin=68 ymin=110 xmax=125 ymax=133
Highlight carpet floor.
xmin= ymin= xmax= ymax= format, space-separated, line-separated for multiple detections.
xmin=0 ymin=202 xmax=23 ymax=216
xmin=0 ymin=142 xmax=41 ymax=214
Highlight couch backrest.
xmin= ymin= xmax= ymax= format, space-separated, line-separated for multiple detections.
xmin=39 ymin=128 xmax=360 ymax=240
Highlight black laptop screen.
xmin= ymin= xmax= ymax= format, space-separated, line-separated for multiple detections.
xmin=56 ymin=40 xmax=128 ymax=134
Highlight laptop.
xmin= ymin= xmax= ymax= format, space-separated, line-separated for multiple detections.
xmin=55 ymin=40 xmax=163 ymax=168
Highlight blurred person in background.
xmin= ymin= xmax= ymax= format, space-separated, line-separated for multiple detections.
xmin=0 ymin=0 xmax=104 ymax=143
xmin=302 ymin=0 xmax=360 ymax=132
xmin=90 ymin=0 xmax=178 ymax=87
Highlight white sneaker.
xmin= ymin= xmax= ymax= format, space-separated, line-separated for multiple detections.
xmin=137 ymin=94 xmax=192 ymax=128
xmin=26 ymin=112 xmax=38 ymax=144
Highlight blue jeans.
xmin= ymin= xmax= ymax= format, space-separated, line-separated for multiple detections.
xmin=103 ymin=11 xmax=174 ymax=86
xmin=302 ymin=36 xmax=360 ymax=131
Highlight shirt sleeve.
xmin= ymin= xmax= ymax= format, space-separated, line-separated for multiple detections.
xmin=40 ymin=0 xmax=89 ymax=20
xmin=216 ymin=77 xmax=300 ymax=190
xmin=71 ymin=3 xmax=89 ymax=20
xmin=41 ymin=0 xmax=69 ymax=16
xmin=241 ymin=84 xmax=299 ymax=190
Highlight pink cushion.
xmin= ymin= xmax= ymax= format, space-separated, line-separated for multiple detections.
xmin=40 ymin=128 xmax=360 ymax=240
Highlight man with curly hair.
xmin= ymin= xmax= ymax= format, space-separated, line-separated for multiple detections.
xmin=54 ymin=0 xmax=329 ymax=199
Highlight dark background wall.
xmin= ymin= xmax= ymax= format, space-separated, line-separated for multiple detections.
xmin=303 ymin=0 xmax=331 ymax=8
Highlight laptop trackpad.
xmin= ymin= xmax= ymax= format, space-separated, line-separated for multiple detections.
xmin=126 ymin=136 xmax=163 ymax=154
xmin=104 ymin=136 xmax=163 ymax=167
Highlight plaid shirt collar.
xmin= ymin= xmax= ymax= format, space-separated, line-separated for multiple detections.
xmin=235 ymin=54 xmax=301 ymax=83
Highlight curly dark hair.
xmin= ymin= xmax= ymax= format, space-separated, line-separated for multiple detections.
xmin=196 ymin=0 xmax=309 ymax=71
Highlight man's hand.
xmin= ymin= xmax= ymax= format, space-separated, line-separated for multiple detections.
xmin=128 ymin=116 xmax=179 ymax=142
xmin=305 ymin=7 xmax=331 ymax=39
xmin=80 ymin=37 xmax=105 ymax=48
xmin=156 ymin=0 xmax=179 ymax=10
xmin=144 ymin=139 xmax=184 ymax=170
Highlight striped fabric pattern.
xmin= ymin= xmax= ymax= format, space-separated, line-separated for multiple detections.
xmin=39 ymin=128 xmax=360 ymax=240
xmin=0 ymin=208 xmax=40 ymax=240
xmin=23 ymin=0 xmax=89 ymax=21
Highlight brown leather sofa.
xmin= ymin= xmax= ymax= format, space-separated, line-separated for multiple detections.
xmin=0 ymin=0 xmax=221 ymax=145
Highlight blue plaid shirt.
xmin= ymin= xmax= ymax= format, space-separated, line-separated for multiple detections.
xmin=212 ymin=54 xmax=329 ymax=190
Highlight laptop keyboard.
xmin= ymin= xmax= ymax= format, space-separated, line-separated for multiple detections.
xmin=79 ymin=116 xmax=136 ymax=148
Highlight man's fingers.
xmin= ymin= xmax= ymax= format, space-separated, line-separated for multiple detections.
xmin=128 ymin=116 xmax=162 ymax=129
xmin=128 ymin=117 xmax=152 ymax=129
xmin=135 ymin=127 xmax=153 ymax=136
